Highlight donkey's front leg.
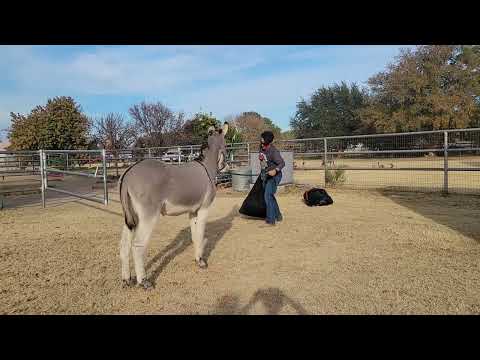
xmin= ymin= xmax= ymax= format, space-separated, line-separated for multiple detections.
xmin=194 ymin=207 xmax=210 ymax=269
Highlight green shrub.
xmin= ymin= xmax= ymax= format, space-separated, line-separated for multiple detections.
xmin=325 ymin=169 xmax=346 ymax=186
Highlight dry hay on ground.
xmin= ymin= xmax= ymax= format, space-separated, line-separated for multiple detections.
xmin=1 ymin=188 xmax=480 ymax=314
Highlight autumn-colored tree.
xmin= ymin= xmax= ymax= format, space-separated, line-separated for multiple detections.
xmin=8 ymin=96 xmax=90 ymax=150
xmin=362 ymin=45 xmax=480 ymax=133
xmin=232 ymin=111 xmax=282 ymax=143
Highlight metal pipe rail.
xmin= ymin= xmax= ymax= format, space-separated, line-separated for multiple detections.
xmin=294 ymin=167 xmax=480 ymax=172
xmin=39 ymin=149 xmax=109 ymax=208
xmin=292 ymin=148 xmax=480 ymax=156
xmin=43 ymin=149 xmax=104 ymax=154
xmin=45 ymin=168 xmax=99 ymax=178
xmin=277 ymin=127 xmax=480 ymax=142
xmin=44 ymin=187 xmax=106 ymax=204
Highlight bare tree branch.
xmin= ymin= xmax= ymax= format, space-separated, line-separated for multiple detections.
xmin=92 ymin=113 xmax=136 ymax=150
xmin=128 ymin=101 xmax=185 ymax=147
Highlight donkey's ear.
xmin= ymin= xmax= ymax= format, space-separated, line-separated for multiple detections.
xmin=222 ymin=122 xmax=229 ymax=137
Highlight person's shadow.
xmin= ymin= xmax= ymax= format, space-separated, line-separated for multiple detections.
xmin=213 ymin=288 xmax=309 ymax=315
xmin=146 ymin=205 xmax=239 ymax=285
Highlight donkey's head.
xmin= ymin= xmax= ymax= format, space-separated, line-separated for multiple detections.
xmin=206 ymin=122 xmax=229 ymax=172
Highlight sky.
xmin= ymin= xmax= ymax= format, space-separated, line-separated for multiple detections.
xmin=0 ymin=45 xmax=413 ymax=141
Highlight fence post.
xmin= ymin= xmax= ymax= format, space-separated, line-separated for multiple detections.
xmin=39 ymin=150 xmax=45 ymax=208
xmin=324 ymin=138 xmax=328 ymax=187
xmin=66 ymin=153 xmax=69 ymax=171
xmin=178 ymin=147 xmax=181 ymax=163
xmin=443 ymin=131 xmax=448 ymax=195
xmin=148 ymin=148 xmax=152 ymax=159
xmin=102 ymin=149 xmax=109 ymax=205
xmin=247 ymin=143 xmax=250 ymax=168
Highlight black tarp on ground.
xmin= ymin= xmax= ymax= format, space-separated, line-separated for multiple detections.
xmin=303 ymin=188 xmax=334 ymax=206
xmin=239 ymin=175 xmax=267 ymax=219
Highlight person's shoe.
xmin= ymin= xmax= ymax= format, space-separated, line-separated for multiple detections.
xmin=276 ymin=214 xmax=283 ymax=222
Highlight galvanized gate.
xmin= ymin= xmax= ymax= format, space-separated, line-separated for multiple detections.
xmin=38 ymin=149 xmax=109 ymax=208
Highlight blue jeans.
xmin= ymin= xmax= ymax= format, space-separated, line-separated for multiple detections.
xmin=264 ymin=172 xmax=282 ymax=224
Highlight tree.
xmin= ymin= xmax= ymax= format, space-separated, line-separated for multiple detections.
xmin=290 ymin=82 xmax=369 ymax=138
xmin=223 ymin=115 xmax=244 ymax=143
xmin=8 ymin=96 xmax=90 ymax=150
xmin=129 ymin=101 xmax=186 ymax=147
xmin=281 ymin=130 xmax=296 ymax=140
xmin=92 ymin=113 xmax=137 ymax=176
xmin=232 ymin=111 xmax=282 ymax=143
xmin=181 ymin=112 xmax=220 ymax=145
xmin=361 ymin=45 xmax=480 ymax=133
xmin=92 ymin=113 xmax=136 ymax=150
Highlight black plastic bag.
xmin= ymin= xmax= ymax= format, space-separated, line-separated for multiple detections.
xmin=303 ymin=188 xmax=334 ymax=206
xmin=239 ymin=175 xmax=267 ymax=218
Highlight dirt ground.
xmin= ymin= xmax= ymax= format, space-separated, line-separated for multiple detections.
xmin=1 ymin=185 xmax=480 ymax=315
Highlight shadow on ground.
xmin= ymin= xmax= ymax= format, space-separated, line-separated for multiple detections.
xmin=74 ymin=200 xmax=123 ymax=217
xmin=146 ymin=205 xmax=239 ymax=285
xmin=213 ymin=288 xmax=308 ymax=315
xmin=379 ymin=190 xmax=480 ymax=242
xmin=0 ymin=176 xmax=112 ymax=210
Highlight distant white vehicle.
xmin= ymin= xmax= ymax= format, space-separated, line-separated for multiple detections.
xmin=346 ymin=143 xmax=367 ymax=152
xmin=187 ymin=152 xmax=201 ymax=161
xmin=161 ymin=148 xmax=183 ymax=162
xmin=118 ymin=153 xmax=133 ymax=160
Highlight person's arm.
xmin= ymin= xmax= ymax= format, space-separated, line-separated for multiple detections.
xmin=266 ymin=148 xmax=285 ymax=172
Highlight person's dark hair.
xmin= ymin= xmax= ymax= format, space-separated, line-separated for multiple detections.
xmin=261 ymin=131 xmax=274 ymax=145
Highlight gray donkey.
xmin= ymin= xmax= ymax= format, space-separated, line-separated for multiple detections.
xmin=118 ymin=122 xmax=229 ymax=289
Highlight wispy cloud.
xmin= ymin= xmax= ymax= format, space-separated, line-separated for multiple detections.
xmin=0 ymin=45 xmax=409 ymax=132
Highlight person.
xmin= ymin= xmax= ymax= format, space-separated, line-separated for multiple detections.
xmin=259 ymin=131 xmax=285 ymax=225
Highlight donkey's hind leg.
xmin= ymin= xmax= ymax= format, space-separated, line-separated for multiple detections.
xmin=132 ymin=215 xmax=157 ymax=289
xmin=194 ymin=207 xmax=210 ymax=269
xmin=189 ymin=211 xmax=199 ymax=256
xmin=120 ymin=224 xmax=135 ymax=287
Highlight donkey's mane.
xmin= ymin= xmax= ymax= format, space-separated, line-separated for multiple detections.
xmin=194 ymin=128 xmax=222 ymax=162
xmin=194 ymin=141 xmax=209 ymax=162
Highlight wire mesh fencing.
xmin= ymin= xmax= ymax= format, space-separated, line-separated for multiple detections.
xmin=274 ymin=128 xmax=480 ymax=194
xmin=2 ymin=128 xmax=478 ymax=202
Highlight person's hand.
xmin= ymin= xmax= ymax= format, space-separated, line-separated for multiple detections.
xmin=267 ymin=169 xmax=277 ymax=177
xmin=259 ymin=153 xmax=265 ymax=161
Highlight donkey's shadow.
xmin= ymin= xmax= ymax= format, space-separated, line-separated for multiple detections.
xmin=146 ymin=205 xmax=239 ymax=285
xmin=213 ymin=288 xmax=309 ymax=315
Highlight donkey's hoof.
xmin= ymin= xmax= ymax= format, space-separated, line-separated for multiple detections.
xmin=196 ymin=258 xmax=208 ymax=269
xmin=139 ymin=279 xmax=154 ymax=290
xmin=122 ymin=278 xmax=135 ymax=288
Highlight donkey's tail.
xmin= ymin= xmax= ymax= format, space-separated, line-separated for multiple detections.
xmin=120 ymin=185 xmax=138 ymax=231
xmin=118 ymin=162 xmax=142 ymax=231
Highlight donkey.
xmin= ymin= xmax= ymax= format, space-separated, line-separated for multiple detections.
xmin=118 ymin=122 xmax=229 ymax=289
